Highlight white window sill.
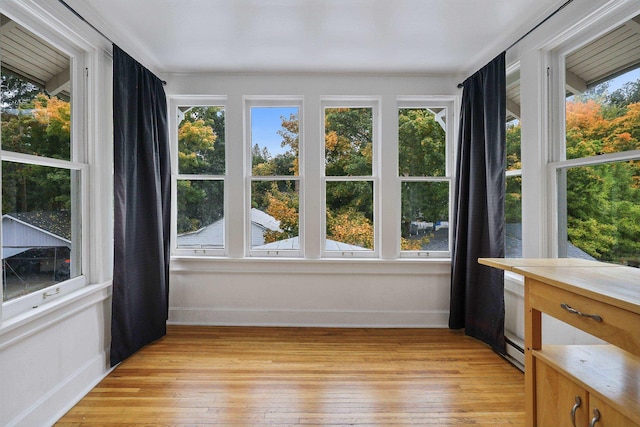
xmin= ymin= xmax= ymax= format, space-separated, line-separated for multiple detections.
xmin=171 ymin=256 xmax=452 ymax=275
xmin=504 ymin=270 xmax=525 ymax=297
xmin=0 ymin=281 xmax=111 ymax=350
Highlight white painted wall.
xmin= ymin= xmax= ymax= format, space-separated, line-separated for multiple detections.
xmin=0 ymin=283 xmax=111 ymax=426
xmin=166 ymin=72 xmax=460 ymax=327
xmin=170 ymin=258 xmax=451 ymax=327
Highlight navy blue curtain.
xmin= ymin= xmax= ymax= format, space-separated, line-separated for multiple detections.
xmin=449 ymin=53 xmax=506 ymax=354
xmin=110 ymin=45 xmax=171 ymax=366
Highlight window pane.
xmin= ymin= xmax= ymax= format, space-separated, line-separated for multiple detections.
xmin=398 ymin=108 xmax=446 ymax=176
xmin=326 ymin=180 xmax=373 ymax=250
xmin=0 ymin=17 xmax=71 ymax=160
xmin=561 ymin=161 xmax=640 ymax=265
xmin=506 ymin=119 xmax=521 ymax=171
xmin=178 ymin=106 xmax=225 ymax=175
xmin=0 ymin=87 xmax=71 ymax=160
xmin=251 ymin=107 xmax=299 ymax=177
xmin=176 ymin=180 xmax=224 ymax=249
xmin=251 ymin=180 xmax=299 ymax=249
xmin=2 ymin=162 xmax=78 ymax=301
xmin=565 ymin=67 xmax=640 ymax=160
xmin=325 ymin=107 xmax=372 ymax=176
xmin=400 ymin=181 xmax=448 ymax=251
xmin=506 ymin=175 xmax=522 ymax=258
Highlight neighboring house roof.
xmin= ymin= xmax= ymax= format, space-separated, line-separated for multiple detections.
xmin=250 ymin=208 xmax=281 ymax=232
xmin=504 ymin=223 xmax=596 ymax=260
xmin=422 ymin=228 xmax=449 ymax=252
xmin=422 ymin=223 xmax=595 ymax=260
xmin=2 ymin=212 xmax=71 ymax=259
xmin=421 ymin=223 xmax=597 ymax=261
xmin=176 ymin=209 xmax=282 ymax=248
xmin=177 ymin=209 xmax=368 ymax=251
xmin=176 ymin=218 xmax=224 ymax=248
xmin=8 ymin=211 xmax=72 ymax=240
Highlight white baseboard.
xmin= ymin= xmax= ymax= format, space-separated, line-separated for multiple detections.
xmin=168 ymin=307 xmax=449 ymax=328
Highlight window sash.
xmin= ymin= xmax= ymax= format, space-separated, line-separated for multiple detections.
xmin=320 ymin=99 xmax=379 ymax=258
xmin=0 ymin=84 xmax=86 ymax=318
xmin=248 ymin=176 xmax=302 ymax=257
xmin=246 ymin=98 xmax=304 ymax=257
xmin=170 ymin=99 xmax=227 ymax=257
xmin=397 ymin=99 xmax=455 ymax=258
xmin=399 ymin=177 xmax=451 ymax=258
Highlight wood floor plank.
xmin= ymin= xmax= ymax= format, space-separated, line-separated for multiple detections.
xmin=56 ymin=326 xmax=524 ymax=426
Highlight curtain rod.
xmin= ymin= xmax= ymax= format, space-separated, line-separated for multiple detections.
xmin=57 ymin=0 xmax=167 ymax=86
xmin=457 ymin=0 xmax=574 ymax=88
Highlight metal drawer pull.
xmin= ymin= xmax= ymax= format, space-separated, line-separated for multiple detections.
xmin=560 ymin=303 xmax=603 ymax=322
xmin=589 ymin=408 xmax=601 ymax=427
xmin=571 ymin=396 xmax=582 ymax=427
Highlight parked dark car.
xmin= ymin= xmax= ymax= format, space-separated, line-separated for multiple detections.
xmin=4 ymin=247 xmax=71 ymax=281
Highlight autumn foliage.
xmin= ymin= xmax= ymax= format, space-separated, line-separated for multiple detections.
xmin=507 ymin=83 xmax=640 ymax=264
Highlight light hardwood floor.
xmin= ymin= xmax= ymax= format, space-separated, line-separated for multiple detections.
xmin=56 ymin=326 xmax=525 ymax=426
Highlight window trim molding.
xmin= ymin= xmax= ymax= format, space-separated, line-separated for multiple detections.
xmin=244 ymin=96 xmax=304 ymax=258
xmin=321 ymin=97 xmax=381 ymax=258
xmin=545 ymin=0 xmax=640 ymax=259
xmin=0 ymin=7 xmax=90 ymax=318
xmin=397 ymin=97 xmax=456 ymax=258
xmin=169 ymin=96 xmax=228 ymax=257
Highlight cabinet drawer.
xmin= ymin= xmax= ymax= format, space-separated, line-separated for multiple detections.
xmin=528 ymin=279 xmax=640 ymax=354
xmin=589 ymin=395 xmax=639 ymax=427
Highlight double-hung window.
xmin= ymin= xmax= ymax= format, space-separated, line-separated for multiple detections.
xmin=246 ymin=98 xmax=302 ymax=257
xmin=322 ymin=99 xmax=378 ymax=257
xmin=1 ymin=13 xmax=87 ymax=317
xmin=551 ymin=14 xmax=640 ymax=266
xmin=398 ymin=98 xmax=453 ymax=258
xmin=172 ymin=98 xmax=226 ymax=256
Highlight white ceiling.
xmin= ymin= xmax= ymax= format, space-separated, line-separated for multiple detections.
xmin=64 ymin=0 xmax=569 ymax=76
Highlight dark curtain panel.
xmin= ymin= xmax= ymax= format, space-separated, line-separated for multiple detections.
xmin=110 ymin=45 xmax=171 ymax=366
xmin=449 ymin=52 xmax=506 ymax=354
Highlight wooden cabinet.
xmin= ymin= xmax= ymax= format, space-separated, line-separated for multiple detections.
xmin=479 ymin=258 xmax=640 ymax=427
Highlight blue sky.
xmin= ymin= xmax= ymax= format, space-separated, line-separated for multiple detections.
xmin=248 ymin=68 xmax=640 ymax=155
xmin=605 ymin=67 xmax=640 ymax=91
xmin=251 ymin=106 xmax=298 ymax=156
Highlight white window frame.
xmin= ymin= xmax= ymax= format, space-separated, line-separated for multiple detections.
xmin=245 ymin=96 xmax=304 ymax=258
xmin=505 ymin=63 xmax=523 ymax=259
xmin=547 ymin=6 xmax=640 ymax=259
xmin=0 ymin=12 xmax=88 ymax=320
xmin=398 ymin=97 xmax=455 ymax=259
xmin=321 ymin=97 xmax=380 ymax=258
xmin=169 ymin=96 xmax=228 ymax=257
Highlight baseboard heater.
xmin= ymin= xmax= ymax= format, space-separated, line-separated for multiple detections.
xmin=505 ymin=331 xmax=525 ymax=371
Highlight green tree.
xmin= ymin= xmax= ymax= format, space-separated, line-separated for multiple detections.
xmin=1 ymin=84 xmax=72 ymax=215
xmin=505 ymin=122 xmax=522 ymax=223
xmin=398 ymin=109 xmax=448 ymax=244
xmin=262 ymin=182 xmax=299 ymax=243
xmin=564 ymin=84 xmax=640 ymax=263
xmin=176 ymin=107 xmax=225 ymax=233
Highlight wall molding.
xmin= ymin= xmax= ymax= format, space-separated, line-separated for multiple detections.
xmin=171 ymin=257 xmax=451 ymax=275
xmin=169 ymin=307 xmax=449 ymax=328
